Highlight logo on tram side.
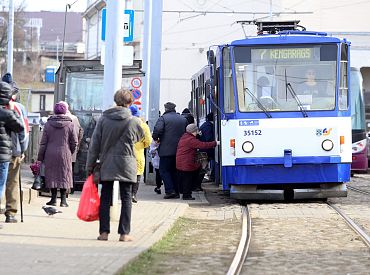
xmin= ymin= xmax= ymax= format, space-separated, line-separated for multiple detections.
xmin=239 ymin=120 xmax=259 ymax=126
xmin=316 ymin=128 xmax=332 ymax=136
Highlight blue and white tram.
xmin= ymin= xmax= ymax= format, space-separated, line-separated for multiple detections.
xmin=191 ymin=21 xmax=352 ymax=200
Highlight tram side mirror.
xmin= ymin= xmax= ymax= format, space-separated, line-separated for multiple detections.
xmin=207 ymin=50 xmax=215 ymax=65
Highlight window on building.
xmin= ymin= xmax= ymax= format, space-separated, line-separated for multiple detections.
xmin=40 ymin=95 xmax=46 ymax=111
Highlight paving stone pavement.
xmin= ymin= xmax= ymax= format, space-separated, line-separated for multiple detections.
xmin=0 ymin=164 xmax=203 ymax=275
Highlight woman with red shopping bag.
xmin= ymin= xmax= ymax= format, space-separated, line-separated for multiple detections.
xmin=86 ymin=89 xmax=144 ymax=241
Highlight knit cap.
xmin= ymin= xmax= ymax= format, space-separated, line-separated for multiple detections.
xmin=186 ymin=123 xmax=198 ymax=134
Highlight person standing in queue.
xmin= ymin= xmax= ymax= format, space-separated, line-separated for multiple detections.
xmin=4 ymin=80 xmax=29 ymax=223
xmin=152 ymin=102 xmax=187 ymax=199
xmin=86 ymin=89 xmax=144 ymax=241
xmin=129 ymin=104 xmax=151 ymax=203
xmin=37 ymin=103 xmax=78 ymax=207
xmin=176 ymin=123 xmax=217 ymax=200
xmin=0 ymin=81 xmax=24 ymax=229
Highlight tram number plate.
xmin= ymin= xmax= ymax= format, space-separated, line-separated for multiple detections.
xmin=244 ymin=130 xmax=262 ymax=136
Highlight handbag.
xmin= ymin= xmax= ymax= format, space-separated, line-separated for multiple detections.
xmin=31 ymin=175 xmax=45 ymax=190
xmin=196 ymin=151 xmax=209 ymax=170
xmin=77 ymin=175 xmax=100 ymax=222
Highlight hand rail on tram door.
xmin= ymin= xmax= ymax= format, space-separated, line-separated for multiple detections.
xmin=206 ymin=46 xmax=228 ymax=122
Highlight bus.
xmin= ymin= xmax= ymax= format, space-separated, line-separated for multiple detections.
xmin=350 ymin=67 xmax=368 ymax=173
xmin=191 ymin=20 xmax=351 ymax=200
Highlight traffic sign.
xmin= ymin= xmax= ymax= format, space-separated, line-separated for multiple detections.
xmin=131 ymin=77 xmax=142 ymax=89
xmin=132 ymin=89 xmax=142 ymax=100
xmin=101 ymin=8 xmax=134 ymax=42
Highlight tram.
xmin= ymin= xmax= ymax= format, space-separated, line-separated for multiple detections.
xmin=191 ymin=21 xmax=352 ymax=200
xmin=350 ymin=67 xmax=368 ymax=173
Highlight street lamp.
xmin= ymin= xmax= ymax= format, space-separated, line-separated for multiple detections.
xmin=58 ymin=0 xmax=79 ymax=85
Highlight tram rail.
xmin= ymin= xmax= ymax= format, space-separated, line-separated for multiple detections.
xmin=327 ymin=202 xmax=370 ymax=248
xmin=227 ymin=206 xmax=251 ymax=275
xmin=347 ymin=185 xmax=370 ymax=196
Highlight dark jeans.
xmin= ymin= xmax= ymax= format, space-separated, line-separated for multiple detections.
xmin=178 ymin=170 xmax=198 ymax=198
xmin=159 ymin=156 xmax=178 ymax=194
xmin=99 ymin=181 xmax=132 ymax=235
xmin=132 ymin=175 xmax=141 ymax=196
xmin=155 ymin=168 xmax=162 ymax=189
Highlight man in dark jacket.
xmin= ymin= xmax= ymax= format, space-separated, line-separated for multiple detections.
xmin=152 ymin=102 xmax=187 ymax=199
xmin=3 ymin=74 xmax=29 ymax=223
xmin=181 ymin=108 xmax=194 ymax=126
xmin=0 ymin=81 xmax=24 ymax=229
xmin=199 ymin=112 xmax=215 ymax=184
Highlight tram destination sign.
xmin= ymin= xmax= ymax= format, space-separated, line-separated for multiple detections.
xmin=251 ymin=48 xmax=319 ymax=62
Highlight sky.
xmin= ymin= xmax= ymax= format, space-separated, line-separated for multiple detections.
xmin=20 ymin=0 xmax=87 ymax=12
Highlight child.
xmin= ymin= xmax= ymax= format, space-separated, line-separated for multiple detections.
xmin=149 ymin=140 xmax=162 ymax=194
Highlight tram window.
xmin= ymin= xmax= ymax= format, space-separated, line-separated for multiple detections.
xmin=223 ymin=48 xmax=235 ymax=113
xmin=339 ymin=61 xmax=349 ymax=110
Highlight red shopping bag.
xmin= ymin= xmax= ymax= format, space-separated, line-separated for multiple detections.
xmin=77 ymin=175 xmax=100 ymax=222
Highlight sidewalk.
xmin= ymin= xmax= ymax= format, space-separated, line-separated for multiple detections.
xmin=0 ymin=165 xmax=209 ymax=275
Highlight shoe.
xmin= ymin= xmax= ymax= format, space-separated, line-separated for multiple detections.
xmin=46 ymin=200 xmax=57 ymax=206
xmin=5 ymin=215 xmax=18 ymax=223
xmin=97 ymin=232 xmax=109 ymax=241
xmin=154 ymin=187 xmax=161 ymax=194
xmin=119 ymin=234 xmax=133 ymax=242
xmin=132 ymin=195 xmax=138 ymax=203
xmin=183 ymin=196 xmax=195 ymax=200
xmin=163 ymin=193 xmax=179 ymax=199
xmin=60 ymin=202 xmax=69 ymax=207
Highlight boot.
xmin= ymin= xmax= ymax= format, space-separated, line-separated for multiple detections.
xmin=60 ymin=189 xmax=68 ymax=207
xmin=46 ymin=188 xmax=57 ymax=206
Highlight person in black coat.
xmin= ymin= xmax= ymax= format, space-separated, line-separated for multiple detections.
xmin=152 ymin=102 xmax=187 ymax=199
xmin=0 ymin=81 xmax=24 ymax=229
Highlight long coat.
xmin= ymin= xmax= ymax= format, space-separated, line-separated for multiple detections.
xmin=133 ymin=118 xmax=152 ymax=175
xmin=86 ymin=106 xmax=144 ymax=183
xmin=37 ymin=115 xmax=78 ymax=189
xmin=176 ymin=132 xmax=216 ymax=172
xmin=152 ymin=110 xmax=187 ymax=157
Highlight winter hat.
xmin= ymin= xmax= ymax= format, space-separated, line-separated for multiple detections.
xmin=2 ymin=73 xmax=12 ymax=84
xmin=164 ymin=102 xmax=176 ymax=111
xmin=129 ymin=104 xmax=141 ymax=117
xmin=54 ymin=102 xmax=67 ymax=114
xmin=0 ymin=81 xmax=13 ymax=105
xmin=181 ymin=108 xmax=190 ymax=114
xmin=186 ymin=123 xmax=198 ymax=134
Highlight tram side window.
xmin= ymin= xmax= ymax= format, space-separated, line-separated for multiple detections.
xmin=223 ymin=48 xmax=235 ymax=113
xmin=339 ymin=44 xmax=349 ymax=110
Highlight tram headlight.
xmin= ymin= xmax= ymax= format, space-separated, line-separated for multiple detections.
xmin=242 ymin=141 xmax=254 ymax=153
xmin=322 ymin=139 xmax=334 ymax=151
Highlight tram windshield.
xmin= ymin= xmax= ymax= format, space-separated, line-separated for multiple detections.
xmin=233 ymin=45 xmax=337 ymax=112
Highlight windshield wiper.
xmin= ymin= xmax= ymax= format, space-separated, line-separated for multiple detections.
xmin=285 ymin=69 xmax=308 ymax=118
xmin=244 ymin=87 xmax=272 ymax=118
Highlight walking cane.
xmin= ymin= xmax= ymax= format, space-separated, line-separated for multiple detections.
xmin=19 ymin=168 xmax=24 ymax=223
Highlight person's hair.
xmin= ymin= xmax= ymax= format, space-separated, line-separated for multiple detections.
xmin=114 ymin=88 xmax=133 ymax=107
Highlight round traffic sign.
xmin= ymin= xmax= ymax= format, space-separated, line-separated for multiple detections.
xmin=131 ymin=77 xmax=142 ymax=89
xmin=132 ymin=89 xmax=142 ymax=100
xmin=133 ymin=100 xmax=142 ymax=110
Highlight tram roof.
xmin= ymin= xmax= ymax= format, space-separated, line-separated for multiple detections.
xmin=230 ymin=32 xmax=346 ymax=46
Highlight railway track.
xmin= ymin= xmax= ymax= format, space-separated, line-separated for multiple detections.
xmin=227 ymin=201 xmax=370 ymax=275
xmin=327 ymin=202 xmax=370 ymax=248
xmin=347 ymin=185 xmax=370 ymax=196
